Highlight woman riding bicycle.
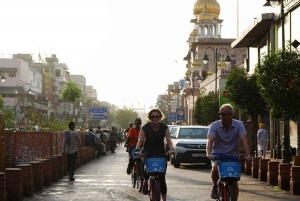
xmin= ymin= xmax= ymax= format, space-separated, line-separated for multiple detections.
xmin=135 ymin=108 xmax=174 ymax=201
xmin=124 ymin=118 xmax=142 ymax=175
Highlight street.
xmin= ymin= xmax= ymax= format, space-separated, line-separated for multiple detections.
xmin=24 ymin=146 xmax=300 ymax=201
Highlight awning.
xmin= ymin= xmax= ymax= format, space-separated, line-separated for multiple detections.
xmin=231 ymin=13 xmax=275 ymax=48
xmin=0 ymin=68 xmax=17 ymax=72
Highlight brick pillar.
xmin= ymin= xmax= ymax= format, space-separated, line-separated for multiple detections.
xmin=39 ymin=159 xmax=52 ymax=186
xmin=290 ymin=166 xmax=300 ymax=195
xmin=63 ymin=156 xmax=68 ymax=176
xmin=278 ymin=163 xmax=291 ymax=190
xmin=0 ymin=172 xmax=7 ymax=201
xmin=251 ymin=157 xmax=260 ymax=178
xmin=5 ymin=168 xmax=23 ymax=201
xmin=16 ymin=164 xmax=33 ymax=197
xmin=244 ymin=157 xmax=252 ymax=175
xmin=267 ymin=161 xmax=279 ymax=185
xmin=259 ymin=159 xmax=270 ymax=182
xmin=46 ymin=156 xmax=58 ymax=183
xmin=56 ymin=155 xmax=64 ymax=179
xmin=28 ymin=161 xmax=43 ymax=191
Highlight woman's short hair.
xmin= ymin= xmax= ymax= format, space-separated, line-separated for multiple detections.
xmin=146 ymin=108 xmax=165 ymax=121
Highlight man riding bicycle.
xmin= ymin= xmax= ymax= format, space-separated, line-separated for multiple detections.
xmin=206 ymin=104 xmax=251 ymax=201
xmin=124 ymin=118 xmax=142 ymax=175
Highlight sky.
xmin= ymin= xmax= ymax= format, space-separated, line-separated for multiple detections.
xmin=0 ymin=0 xmax=274 ymax=111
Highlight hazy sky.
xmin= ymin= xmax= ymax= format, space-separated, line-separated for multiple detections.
xmin=0 ymin=0 xmax=274 ymax=110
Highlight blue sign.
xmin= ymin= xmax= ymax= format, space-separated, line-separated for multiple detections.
xmin=88 ymin=107 xmax=108 ymax=120
xmin=176 ymin=108 xmax=185 ymax=121
xmin=168 ymin=112 xmax=176 ymax=122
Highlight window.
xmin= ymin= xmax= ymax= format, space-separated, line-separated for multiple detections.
xmin=55 ymin=69 xmax=61 ymax=77
xmin=9 ymin=72 xmax=16 ymax=77
xmin=178 ymin=128 xmax=209 ymax=139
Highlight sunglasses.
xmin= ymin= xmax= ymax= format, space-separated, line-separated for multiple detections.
xmin=219 ymin=112 xmax=230 ymax=117
xmin=151 ymin=115 xmax=160 ymax=119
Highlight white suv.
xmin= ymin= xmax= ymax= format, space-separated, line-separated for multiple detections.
xmin=170 ymin=126 xmax=210 ymax=168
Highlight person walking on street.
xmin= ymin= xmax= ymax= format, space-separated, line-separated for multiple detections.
xmin=124 ymin=118 xmax=142 ymax=175
xmin=108 ymin=126 xmax=118 ymax=153
xmin=257 ymin=123 xmax=269 ymax=159
xmin=117 ymin=128 xmax=123 ymax=146
xmin=206 ymin=104 xmax=251 ymax=201
xmin=62 ymin=121 xmax=83 ymax=181
xmin=135 ymin=109 xmax=174 ymax=201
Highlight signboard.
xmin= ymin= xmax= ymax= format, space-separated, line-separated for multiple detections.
xmin=88 ymin=107 xmax=108 ymax=120
xmin=168 ymin=112 xmax=176 ymax=122
xmin=176 ymin=108 xmax=185 ymax=121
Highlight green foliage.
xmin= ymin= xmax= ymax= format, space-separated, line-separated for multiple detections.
xmin=0 ymin=95 xmax=3 ymax=108
xmin=115 ymin=109 xmax=138 ymax=128
xmin=61 ymin=81 xmax=82 ymax=103
xmin=256 ymin=47 xmax=300 ymax=119
xmin=194 ymin=89 xmax=219 ymax=125
xmin=226 ymin=67 xmax=267 ymax=116
xmin=2 ymin=107 xmax=16 ymax=128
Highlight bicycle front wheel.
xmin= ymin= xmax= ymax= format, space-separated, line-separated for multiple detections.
xmin=226 ymin=184 xmax=235 ymax=201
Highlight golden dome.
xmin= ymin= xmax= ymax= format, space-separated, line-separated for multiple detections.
xmin=193 ymin=0 xmax=220 ymax=18
xmin=189 ymin=28 xmax=198 ymax=38
xmin=197 ymin=6 xmax=213 ymax=22
xmin=207 ymin=67 xmax=214 ymax=76
xmin=192 ymin=60 xmax=201 ymax=67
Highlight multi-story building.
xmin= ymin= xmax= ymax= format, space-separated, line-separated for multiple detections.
xmin=181 ymin=0 xmax=246 ymax=125
xmin=69 ymin=74 xmax=87 ymax=128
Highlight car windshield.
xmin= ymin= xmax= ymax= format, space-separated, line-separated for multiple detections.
xmin=170 ymin=127 xmax=178 ymax=135
xmin=178 ymin=128 xmax=208 ymax=139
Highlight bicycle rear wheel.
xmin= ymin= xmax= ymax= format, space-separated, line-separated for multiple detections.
xmin=226 ymin=184 xmax=235 ymax=201
xmin=154 ymin=179 xmax=160 ymax=201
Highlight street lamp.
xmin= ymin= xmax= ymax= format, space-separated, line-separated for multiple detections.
xmin=202 ymin=47 xmax=231 ymax=98
xmin=185 ymin=70 xmax=202 ymax=125
xmin=0 ymin=72 xmax=5 ymax=82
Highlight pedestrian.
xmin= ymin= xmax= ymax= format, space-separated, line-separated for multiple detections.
xmin=124 ymin=118 xmax=142 ymax=175
xmin=62 ymin=121 xmax=83 ymax=181
xmin=206 ymin=103 xmax=251 ymax=200
xmin=107 ymin=126 xmax=118 ymax=153
xmin=257 ymin=123 xmax=269 ymax=159
xmin=117 ymin=128 xmax=123 ymax=146
xmin=135 ymin=108 xmax=174 ymax=201
xmin=85 ymin=128 xmax=98 ymax=158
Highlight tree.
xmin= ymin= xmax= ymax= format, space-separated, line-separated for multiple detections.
xmin=226 ymin=67 xmax=267 ymax=116
xmin=115 ymin=109 xmax=138 ymax=129
xmin=61 ymin=81 xmax=82 ymax=124
xmin=226 ymin=67 xmax=268 ymax=155
xmin=0 ymin=95 xmax=16 ymax=128
xmin=256 ymin=47 xmax=300 ymax=120
xmin=194 ymin=89 xmax=219 ymax=125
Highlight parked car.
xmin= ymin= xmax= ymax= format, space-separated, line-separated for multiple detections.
xmin=165 ymin=126 xmax=179 ymax=161
xmin=170 ymin=125 xmax=210 ymax=168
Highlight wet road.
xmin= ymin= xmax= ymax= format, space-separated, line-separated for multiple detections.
xmin=24 ymin=146 xmax=300 ymax=201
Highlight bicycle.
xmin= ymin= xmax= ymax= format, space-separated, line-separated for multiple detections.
xmin=213 ymin=153 xmax=242 ymax=201
xmin=130 ymin=146 xmax=144 ymax=192
xmin=143 ymin=155 xmax=167 ymax=201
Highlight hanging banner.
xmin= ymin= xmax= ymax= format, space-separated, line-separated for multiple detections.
xmin=168 ymin=112 xmax=176 ymax=122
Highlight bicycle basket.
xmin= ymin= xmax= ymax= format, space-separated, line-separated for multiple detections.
xmin=217 ymin=161 xmax=242 ymax=181
xmin=144 ymin=157 xmax=166 ymax=174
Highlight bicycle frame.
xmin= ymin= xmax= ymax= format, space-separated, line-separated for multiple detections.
xmin=148 ymin=173 xmax=161 ymax=201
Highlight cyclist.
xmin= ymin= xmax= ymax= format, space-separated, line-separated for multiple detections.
xmin=124 ymin=118 xmax=142 ymax=175
xmin=206 ymin=103 xmax=251 ymax=201
xmin=135 ymin=108 xmax=174 ymax=201
xmin=123 ymin=122 xmax=133 ymax=139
